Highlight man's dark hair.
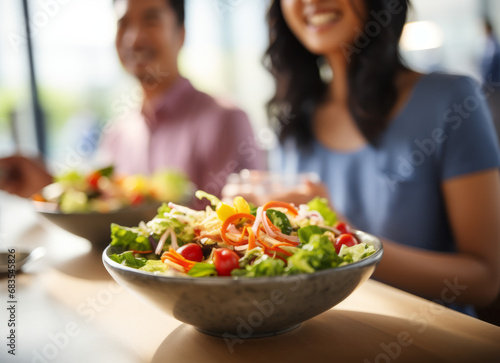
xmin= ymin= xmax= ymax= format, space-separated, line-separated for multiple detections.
xmin=113 ymin=0 xmax=185 ymax=26
xmin=168 ymin=0 xmax=185 ymax=26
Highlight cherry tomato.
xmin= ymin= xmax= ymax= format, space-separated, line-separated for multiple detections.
xmin=130 ymin=193 xmax=144 ymax=206
xmin=334 ymin=221 xmax=351 ymax=235
xmin=87 ymin=172 xmax=101 ymax=189
xmin=213 ymin=248 xmax=240 ymax=276
xmin=334 ymin=233 xmax=358 ymax=254
xmin=177 ymin=243 xmax=204 ymax=262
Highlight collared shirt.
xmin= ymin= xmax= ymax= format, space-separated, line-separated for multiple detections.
xmin=99 ymin=77 xmax=264 ymax=197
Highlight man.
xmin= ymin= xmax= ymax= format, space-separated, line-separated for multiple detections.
xmin=0 ymin=0 xmax=263 ymax=201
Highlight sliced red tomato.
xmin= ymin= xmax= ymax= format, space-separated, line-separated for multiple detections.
xmin=334 ymin=221 xmax=351 ymax=235
xmin=334 ymin=233 xmax=358 ymax=254
xmin=87 ymin=171 xmax=101 ymax=189
xmin=177 ymin=243 xmax=203 ymax=262
xmin=130 ymin=193 xmax=144 ymax=206
xmin=213 ymin=248 xmax=240 ymax=276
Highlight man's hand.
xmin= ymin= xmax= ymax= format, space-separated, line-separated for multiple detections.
xmin=0 ymin=155 xmax=53 ymax=198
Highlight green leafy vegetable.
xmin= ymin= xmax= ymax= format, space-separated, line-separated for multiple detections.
xmin=286 ymin=234 xmax=342 ymax=274
xmin=338 ymin=243 xmax=376 ymax=264
xmin=150 ymin=170 xmax=191 ymax=202
xmin=298 ymin=225 xmax=324 ymax=245
xmin=110 ymin=223 xmax=152 ymax=251
xmin=188 ymin=263 xmax=218 ymax=277
xmin=96 ymin=165 xmax=114 ymax=177
xmin=54 ymin=170 xmax=85 ymax=189
xmin=238 ymin=247 xmax=264 ymax=268
xmin=109 ymin=251 xmax=147 ymax=268
xmin=59 ymin=190 xmax=89 ymax=213
xmin=155 ymin=203 xmax=172 ymax=219
xmin=231 ymin=255 xmax=285 ymax=277
xmin=266 ymin=209 xmax=292 ymax=235
xmin=249 ymin=203 xmax=258 ymax=217
xmin=307 ymin=197 xmax=337 ymax=226
xmin=139 ymin=260 xmax=169 ymax=274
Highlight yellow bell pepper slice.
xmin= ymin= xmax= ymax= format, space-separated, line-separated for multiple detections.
xmin=216 ymin=202 xmax=237 ymax=221
xmin=233 ymin=196 xmax=250 ymax=214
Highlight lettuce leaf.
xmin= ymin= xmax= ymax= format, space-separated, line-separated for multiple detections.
xmin=109 ymin=251 xmax=147 ymax=268
xmin=188 ymin=263 xmax=218 ymax=277
xmin=338 ymin=243 xmax=376 ymax=264
xmin=155 ymin=203 xmax=172 ymax=219
xmin=297 ymin=225 xmax=324 ymax=245
xmin=110 ymin=223 xmax=152 ymax=251
xmin=286 ymin=234 xmax=342 ymax=274
xmin=232 ymin=254 xmax=285 ymax=277
xmin=307 ymin=197 xmax=337 ymax=226
xmin=139 ymin=260 xmax=169 ymax=274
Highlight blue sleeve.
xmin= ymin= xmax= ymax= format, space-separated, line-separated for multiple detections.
xmin=439 ymin=76 xmax=500 ymax=180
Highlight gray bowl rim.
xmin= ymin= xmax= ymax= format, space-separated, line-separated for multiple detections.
xmin=102 ymin=230 xmax=383 ymax=285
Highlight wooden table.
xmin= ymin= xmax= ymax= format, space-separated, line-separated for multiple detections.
xmin=1 ymin=193 xmax=499 ymax=363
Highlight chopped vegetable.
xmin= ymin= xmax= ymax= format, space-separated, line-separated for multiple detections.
xmin=213 ymin=248 xmax=240 ymax=276
xmin=109 ymin=251 xmax=148 ymax=268
xmin=195 ymin=190 xmax=221 ymax=208
xmin=307 ymin=197 xmax=337 ymax=226
xmin=37 ymin=166 xmax=192 ymax=214
xmin=216 ymin=202 xmax=237 ymax=221
xmin=177 ymin=243 xmax=204 ymax=262
xmin=266 ymin=209 xmax=293 ymax=235
xmin=188 ymin=263 xmax=217 ymax=277
xmin=107 ymin=190 xmax=377 ymax=278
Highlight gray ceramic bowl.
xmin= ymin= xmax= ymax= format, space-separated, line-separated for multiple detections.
xmin=34 ymin=201 xmax=160 ymax=248
xmin=103 ymin=231 xmax=383 ymax=338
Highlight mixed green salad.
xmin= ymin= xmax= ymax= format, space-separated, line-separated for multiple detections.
xmin=107 ymin=191 xmax=376 ymax=278
xmin=33 ymin=166 xmax=192 ymax=213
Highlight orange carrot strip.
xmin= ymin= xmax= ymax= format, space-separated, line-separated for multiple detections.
xmin=262 ymin=201 xmax=298 ymax=216
xmin=247 ymin=227 xmax=256 ymax=250
xmin=220 ymin=213 xmax=256 ymax=245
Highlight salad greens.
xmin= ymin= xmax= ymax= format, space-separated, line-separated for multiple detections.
xmin=266 ymin=209 xmax=293 ymax=235
xmin=307 ymin=197 xmax=337 ymax=226
xmin=107 ymin=191 xmax=377 ymax=278
xmin=109 ymin=251 xmax=148 ymax=268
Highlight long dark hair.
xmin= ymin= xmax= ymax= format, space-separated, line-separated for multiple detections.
xmin=264 ymin=0 xmax=410 ymax=148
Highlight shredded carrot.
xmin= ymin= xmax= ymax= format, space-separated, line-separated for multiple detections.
xmin=220 ymin=213 xmax=256 ymax=245
xmin=161 ymin=248 xmax=197 ymax=272
xmin=236 ymin=227 xmax=248 ymax=244
xmin=247 ymin=227 xmax=256 ymax=250
xmin=262 ymin=201 xmax=298 ymax=216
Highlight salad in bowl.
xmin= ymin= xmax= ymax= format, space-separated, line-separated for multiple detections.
xmin=103 ymin=191 xmax=382 ymax=337
xmin=32 ymin=166 xmax=194 ymax=247
xmin=107 ymin=191 xmax=376 ymax=278
xmin=32 ymin=166 xmax=192 ymax=213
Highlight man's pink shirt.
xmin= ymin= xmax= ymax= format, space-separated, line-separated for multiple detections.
xmin=99 ymin=77 xmax=264 ymax=196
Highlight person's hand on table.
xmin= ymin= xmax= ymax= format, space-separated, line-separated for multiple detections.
xmin=0 ymin=155 xmax=53 ymax=198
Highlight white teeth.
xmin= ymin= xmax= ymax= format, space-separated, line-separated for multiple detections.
xmin=308 ymin=12 xmax=340 ymax=26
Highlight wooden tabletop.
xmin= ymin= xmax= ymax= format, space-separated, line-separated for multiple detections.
xmin=1 ymin=194 xmax=499 ymax=363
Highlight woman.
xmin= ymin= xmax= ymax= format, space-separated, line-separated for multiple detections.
xmin=258 ymin=0 xmax=500 ymax=313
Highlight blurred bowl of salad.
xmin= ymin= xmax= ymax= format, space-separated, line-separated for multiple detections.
xmin=103 ymin=191 xmax=383 ymax=338
xmin=32 ymin=166 xmax=194 ymax=247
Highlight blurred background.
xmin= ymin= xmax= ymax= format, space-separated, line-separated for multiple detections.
xmin=1 ymin=0 xmax=499 ymax=168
